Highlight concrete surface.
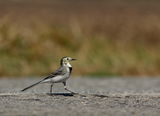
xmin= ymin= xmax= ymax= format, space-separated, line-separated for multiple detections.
xmin=0 ymin=77 xmax=160 ymax=116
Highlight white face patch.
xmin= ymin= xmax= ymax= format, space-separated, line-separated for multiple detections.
xmin=62 ymin=57 xmax=71 ymax=67
xmin=65 ymin=62 xmax=72 ymax=67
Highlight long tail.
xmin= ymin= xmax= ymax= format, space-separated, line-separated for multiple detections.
xmin=21 ymin=80 xmax=43 ymax=92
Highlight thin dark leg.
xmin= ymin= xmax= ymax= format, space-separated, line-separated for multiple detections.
xmin=62 ymin=82 xmax=76 ymax=94
xmin=50 ymin=83 xmax=54 ymax=94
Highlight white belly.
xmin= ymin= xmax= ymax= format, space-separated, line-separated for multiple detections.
xmin=51 ymin=74 xmax=70 ymax=83
xmin=42 ymin=66 xmax=71 ymax=83
xmin=42 ymin=73 xmax=70 ymax=83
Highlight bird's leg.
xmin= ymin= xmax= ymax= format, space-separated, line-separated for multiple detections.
xmin=50 ymin=83 xmax=54 ymax=94
xmin=62 ymin=82 xmax=76 ymax=94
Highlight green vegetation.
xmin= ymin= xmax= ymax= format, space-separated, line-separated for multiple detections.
xmin=0 ymin=1 xmax=160 ymax=77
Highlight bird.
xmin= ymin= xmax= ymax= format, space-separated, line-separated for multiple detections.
xmin=21 ymin=56 xmax=77 ymax=94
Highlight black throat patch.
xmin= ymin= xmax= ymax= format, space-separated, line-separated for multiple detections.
xmin=69 ymin=67 xmax=72 ymax=73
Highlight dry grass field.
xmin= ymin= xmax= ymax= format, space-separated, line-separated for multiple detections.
xmin=1 ymin=0 xmax=160 ymax=76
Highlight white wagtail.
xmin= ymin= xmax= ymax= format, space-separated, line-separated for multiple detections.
xmin=21 ymin=56 xmax=76 ymax=94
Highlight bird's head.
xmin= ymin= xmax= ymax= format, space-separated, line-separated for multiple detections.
xmin=60 ymin=56 xmax=76 ymax=66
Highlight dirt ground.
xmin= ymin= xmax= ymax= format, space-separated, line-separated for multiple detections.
xmin=0 ymin=77 xmax=160 ymax=116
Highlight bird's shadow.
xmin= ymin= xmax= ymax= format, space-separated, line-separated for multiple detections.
xmin=46 ymin=92 xmax=108 ymax=98
xmin=47 ymin=92 xmax=76 ymax=97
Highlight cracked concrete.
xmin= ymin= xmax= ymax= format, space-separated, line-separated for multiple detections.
xmin=0 ymin=77 xmax=160 ymax=116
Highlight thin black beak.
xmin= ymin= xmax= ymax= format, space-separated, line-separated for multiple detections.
xmin=71 ymin=58 xmax=77 ymax=61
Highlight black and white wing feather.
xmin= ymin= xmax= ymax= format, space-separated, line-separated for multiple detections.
xmin=21 ymin=67 xmax=65 ymax=91
xmin=43 ymin=66 xmax=66 ymax=80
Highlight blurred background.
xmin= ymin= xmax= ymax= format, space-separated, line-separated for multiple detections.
xmin=0 ymin=0 xmax=160 ymax=77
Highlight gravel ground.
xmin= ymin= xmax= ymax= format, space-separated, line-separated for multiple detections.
xmin=0 ymin=77 xmax=160 ymax=116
